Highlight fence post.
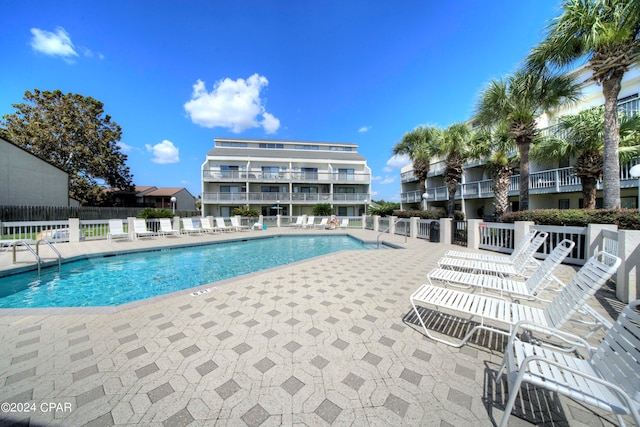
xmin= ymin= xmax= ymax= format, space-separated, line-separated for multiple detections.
xmin=389 ymin=216 xmax=397 ymax=234
xmin=586 ymin=223 xmax=618 ymax=259
xmin=466 ymin=219 xmax=482 ymax=250
xmin=173 ymin=216 xmax=180 ymax=232
xmin=616 ymin=229 xmax=640 ymax=303
xmin=362 ymin=214 xmax=367 ymax=229
xmin=127 ymin=217 xmax=136 ymax=241
xmin=410 ymin=217 xmax=418 ymax=239
xmin=68 ymin=218 xmax=81 ymax=243
xmin=276 ymin=214 xmax=281 ymax=227
xmin=440 ymin=218 xmax=452 ymax=245
xmin=373 ymin=215 xmax=380 ymax=232
xmin=514 ymin=221 xmax=534 ymax=248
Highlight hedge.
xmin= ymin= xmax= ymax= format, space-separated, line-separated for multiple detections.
xmin=499 ymin=209 xmax=640 ymax=230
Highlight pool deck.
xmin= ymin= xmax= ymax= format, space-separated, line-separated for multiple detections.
xmin=0 ymin=228 xmax=630 ymax=426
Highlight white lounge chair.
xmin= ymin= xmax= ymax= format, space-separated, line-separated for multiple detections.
xmin=215 ymin=217 xmax=234 ymax=232
xmin=496 ymin=299 xmax=640 ymax=427
xmin=315 ymin=218 xmax=328 ymax=229
xmin=303 ymin=216 xmax=315 ymax=228
xmin=338 ymin=218 xmax=349 ymax=229
xmin=134 ymin=218 xmax=157 ymax=239
xmin=107 ymin=219 xmax=130 ymax=243
xmin=427 ymin=239 xmax=575 ymax=301
xmin=444 ymin=230 xmax=537 ymax=264
xmin=409 ymin=251 xmax=621 ymax=347
xmin=437 ymin=232 xmax=549 ymax=278
xmin=159 ymin=218 xmax=180 ymax=237
xmin=287 ymin=217 xmax=304 ymax=228
xmin=230 ymin=217 xmax=250 ymax=231
xmin=181 ymin=218 xmax=203 ymax=235
xmin=200 ymin=217 xmax=220 ymax=234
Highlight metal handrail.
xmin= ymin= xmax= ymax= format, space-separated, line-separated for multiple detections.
xmin=12 ymin=240 xmax=41 ymax=276
xmin=36 ymin=239 xmax=62 ymax=273
xmin=377 ymin=218 xmax=401 ymax=249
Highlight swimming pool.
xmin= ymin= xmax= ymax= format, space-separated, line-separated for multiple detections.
xmin=0 ymin=235 xmax=371 ymax=308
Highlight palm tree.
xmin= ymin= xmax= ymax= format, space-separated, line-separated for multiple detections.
xmin=393 ymin=126 xmax=438 ymax=208
xmin=475 ymin=69 xmax=580 ymax=211
xmin=434 ymin=123 xmax=483 ymax=218
xmin=531 ymin=106 xmax=640 ymax=208
xmin=469 ymin=123 xmax=517 ymax=217
xmin=527 ymin=0 xmax=640 ymax=208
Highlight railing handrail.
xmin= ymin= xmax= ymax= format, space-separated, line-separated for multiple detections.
xmin=36 ymin=239 xmax=62 ymax=273
xmin=12 ymin=240 xmax=41 ymax=276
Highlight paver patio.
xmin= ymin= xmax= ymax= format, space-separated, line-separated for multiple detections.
xmin=0 ymin=229 xmax=630 ymax=426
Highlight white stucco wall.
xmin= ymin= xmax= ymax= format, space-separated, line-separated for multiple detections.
xmin=0 ymin=138 xmax=69 ymax=206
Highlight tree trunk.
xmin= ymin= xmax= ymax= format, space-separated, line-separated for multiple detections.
xmin=517 ymin=140 xmax=530 ymax=211
xmin=580 ymin=176 xmax=598 ymax=209
xmin=447 ymin=185 xmax=456 ymax=218
xmin=492 ymin=165 xmax=512 ymax=216
xmin=602 ymin=75 xmax=623 ymax=209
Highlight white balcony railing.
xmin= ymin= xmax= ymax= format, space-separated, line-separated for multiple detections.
xmin=203 ymin=170 xmax=370 ymax=183
xmin=202 ymin=192 xmax=369 ymax=204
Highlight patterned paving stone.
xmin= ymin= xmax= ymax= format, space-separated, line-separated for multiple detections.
xmin=73 ymin=364 xmax=99 ymax=382
xmin=85 ymin=412 xmax=115 ymax=427
xmin=379 ymin=336 xmax=395 ymax=347
xmin=362 ymin=352 xmax=382 ymax=367
xmin=216 ymin=379 xmax=241 ymax=400
xmin=349 ymin=326 xmax=365 ymax=335
xmin=5 ymin=367 xmax=36 ymax=386
xmin=306 ymin=327 xmax=322 ymax=337
xmin=201 ymin=320 xmax=217 ymax=329
xmin=311 ymin=355 xmax=330 ymax=370
xmin=167 ymin=332 xmax=186 ymax=343
xmin=180 ymin=344 xmax=201 ymax=358
xmin=11 ymin=350 xmax=37 ymax=365
xmin=315 ymin=399 xmax=342 ymax=424
xmin=412 ymin=349 xmax=431 ymax=362
xmin=241 ymin=404 xmax=270 ymax=427
xmin=112 ymin=323 xmax=129 ymax=332
xmin=244 ymin=319 xmax=259 ymax=328
xmin=135 ymin=363 xmax=159 ymax=380
xmin=157 ymin=321 xmax=174 ymax=330
xmin=233 ymin=343 xmax=252 ymax=355
xmin=15 ymin=337 xmax=39 ymax=348
xmin=216 ymin=331 xmax=233 ymax=341
xmin=126 ymin=346 xmax=147 ymax=360
xmin=262 ymin=329 xmax=278 ymax=339
xmin=285 ymin=318 xmax=300 ymax=326
xmin=70 ymin=348 xmax=93 ymax=362
xmin=148 ymin=382 xmax=174 ymax=404
xmin=118 ymin=334 xmax=137 ymax=345
xmin=325 ymin=316 xmax=339 ymax=324
xmin=254 ymin=357 xmax=275 ymax=374
xmin=342 ymin=373 xmax=365 ymax=391
xmin=400 ymin=368 xmax=422 ymax=386
xmin=284 ymin=341 xmax=302 ymax=353
xmin=332 ymin=339 xmax=349 ymax=351
xmin=448 ymin=388 xmax=472 ymax=410
xmin=163 ymin=407 xmax=194 ymax=427
xmin=77 ymin=385 xmax=105 ymax=407
xmin=196 ymin=360 xmax=218 ymax=377
xmin=281 ymin=376 xmax=305 ymax=396
xmin=18 ymin=325 xmax=41 ymax=335
xmin=383 ymin=393 xmax=409 ymax=417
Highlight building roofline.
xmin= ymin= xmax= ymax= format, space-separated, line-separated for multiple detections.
xmin=214 ymin=137 xmax=358 ymax=148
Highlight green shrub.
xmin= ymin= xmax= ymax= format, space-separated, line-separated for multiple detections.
xmin=368 ymin=201 xmax=400 ymax=217
xmin=394 ymin=209 xmax=465 ymax=220
xmin=500 ymin=209 xmax=640 ymax=230
xmin=137 ymin=208 xmax=175 ymax=219
xmin=232 ymin=207 xmax=260 ymax=217
xmin=312 ymin=203 xmax=333 ymax=216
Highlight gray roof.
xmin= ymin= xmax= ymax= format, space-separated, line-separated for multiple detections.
xmin=206 ymin=146 xmax=367 ymax=162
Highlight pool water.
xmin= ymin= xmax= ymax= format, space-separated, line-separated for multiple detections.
xmin=0 ymin=235 xmax=370 ymax=308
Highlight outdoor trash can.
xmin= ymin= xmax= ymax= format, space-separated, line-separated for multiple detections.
xmin=429 ymin=221 xmax=440 ymax=242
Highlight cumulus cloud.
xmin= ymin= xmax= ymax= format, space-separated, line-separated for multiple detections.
xmin=184 ymin=74 xmax=280 ymax=134
xmin=145 ymin=140 xmax=180 ymax=164
xmin=372 ymin=175 xmax=396 ymax=185
xmin=385 ymin=154 xmax=411 ymax=170
xmin=358 ymin=126 xmax=371 ymax=133
xmin=30 ymin=27 xmax=78 ymax=58
xmin=117 ymin=141 xmax=135 ymax=152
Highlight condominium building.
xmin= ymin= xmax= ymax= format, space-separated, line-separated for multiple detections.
xmin=400 ymin=65 xmax=640 ymax=217
xmin=202 ymin=138 xmax=371 ymax=217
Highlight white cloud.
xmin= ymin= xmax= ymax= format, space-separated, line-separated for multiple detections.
xmin=145 ymin=140 xmax=180 ymax=164
xmin=372 ymin=175 xmax=396 ymax=185
xmin=117 ymin=141 xmax=135 ymax=152
xmin=30 ymin=27 xmax=78 ymax=58
xmin=358 ymin=126 xmax=371 ymax=133
xmin=385 ymin=154 xmax=411 ymax=169
xmin=184 ymin=74 xmax=280 ymax=134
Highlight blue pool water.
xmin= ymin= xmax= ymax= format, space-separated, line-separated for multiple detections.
xmin=0 ymin=235 xmax=371 ymax=308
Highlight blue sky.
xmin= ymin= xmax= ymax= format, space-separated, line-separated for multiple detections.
xmin=1 ymin=0 xmax=561 ymax=201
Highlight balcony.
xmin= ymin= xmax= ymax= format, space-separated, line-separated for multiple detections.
xmin=415 ymin=162 xmax=639 ymax=202
xmin=202 ymin=192 xmax=369 ymax=205
xmin=203 ymin=170 xmax=370 ymax=184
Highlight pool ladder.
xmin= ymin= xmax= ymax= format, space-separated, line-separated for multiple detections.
xmin=376 ymin=218 xmax=402 ymax=249
xmin=12 ymin=240 xmax=61 ymax=277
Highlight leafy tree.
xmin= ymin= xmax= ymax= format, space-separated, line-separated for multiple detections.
xmin=469 ymin=123 xmax=517 ymax=217
xmin=0 ymin=89 xmax=135 ymax=205
xmin=312 ymin=203 xmax=333 ymax=216
xmin=526 ymin=0 xmax=640 ymax=209
xmin=475 ymin=69 xmax=580 ymax=211
xmin=368 ymin=200 xmax=400 ymax=216
xmin=532 ymin=106 xmax=640 ymax=208
xmin=433 ymin=123 xmax=484 ymax=218
xmin=393 ymin=126 xmax=438 ymax=207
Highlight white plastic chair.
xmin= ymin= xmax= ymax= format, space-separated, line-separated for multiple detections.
xmin=409 ymin=251 xmax=621 ymax=347
xmin=107 ymin=219 xmax=130 ymax=243
xmin=338 ymin=218 xmax=349 ymax=229
xmin=303 ymin=216 xmax=315 ymax=228
xmin=159 ymin=218 xmax=180 ymax=237
xmin=230 ymin=217 xmax=250 ymax=231
xmin=133 ymin=219 xmax=156 ymax=239
xmin=428 ymin=239 xmax=575 ymax=301
xmin=181 ymin=218 xmax=203 ymax=235
xmin=200 ymin=217 xmax=220 ymax=234
xmin=315 ymin=218 xmax=328 ymax=229
xmin=444 ymin=230 xmax=537 ymax=264
xmin=496 ymin=299 xmax=640 ymax=427
xmin=215 ymin=217 xmax=234 ymax=232
xmin=437 ymin=232 xmax=549 ymax=278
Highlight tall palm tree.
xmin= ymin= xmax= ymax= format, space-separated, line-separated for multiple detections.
xmin=393 ymin=126 xmax=437 ymax=208
xmin=434 ymin=123 xmax=483 ymax=218
xmin=475 ymin=69 xmax=580 ymax=211
xmin=468 ymin=123 xmax=517 ymax=217
xmin=527 ymin=0 xmax=640 ymax=208
xmin=531 ymin=106 xmax=640 ymax=208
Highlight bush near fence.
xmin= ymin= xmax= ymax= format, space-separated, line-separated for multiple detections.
xmin=394 ymin=209 xmax=465 ymax=220
xmin=500 ymin=209 xmax=640 ymax=230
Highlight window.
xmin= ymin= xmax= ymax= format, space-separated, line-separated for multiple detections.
xmin=219 ymin=141 xmax=247 ymax=147
xmin=558 ymin=199 xmax=570 ymax=209
xmin=301 ymin=167 xmax=318 ymax=179
xmin=621 ymin=196 xmax=638 ymax=209
xmin=220 ymin=186 xmax=240 ymax=193
xmin=261 ymin=186 xmax=280 ymax=192
xmin=335 ymin=187 xmax=355 ymax=193
xmin=300 ymin=187 xmax=318 ymax=193
xmin=259 ymin=143 xmax=284 ymax=149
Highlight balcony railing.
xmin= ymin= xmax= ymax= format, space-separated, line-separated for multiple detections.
xmin=203 ymin=170 xmax=370 ymax=183
xmin=202 ymin=192 xmax=369 ymax=204
xmin=415 ymin=162 xmax=639 ymax=202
